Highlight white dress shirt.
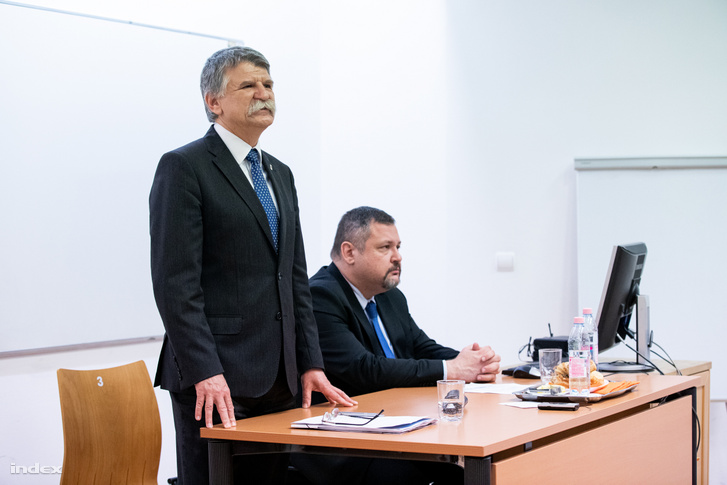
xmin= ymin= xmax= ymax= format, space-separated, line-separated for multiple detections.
xmin=213 ymin=123 xmax=279 ymax=213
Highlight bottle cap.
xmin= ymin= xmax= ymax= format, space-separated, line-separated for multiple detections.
xmin=574 ymin=317 xmax=585 ymax=324
xmin=583 ymin=308 xmax=593 ymax=314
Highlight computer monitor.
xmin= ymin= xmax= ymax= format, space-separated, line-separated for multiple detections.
xmin=595 ymin=242 xmax=653 ymax=372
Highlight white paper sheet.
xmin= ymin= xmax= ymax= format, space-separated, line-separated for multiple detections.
xmin=464 ymin=383 xmax=531 ymax=394
xmin=291 ymin=415 xmax=436 ymax=434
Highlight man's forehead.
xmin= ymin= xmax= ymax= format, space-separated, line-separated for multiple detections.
xmin=367 ymin=223 xmax=400 ymax=243
xmin=229 ymin=61 xmax=271 ymax=77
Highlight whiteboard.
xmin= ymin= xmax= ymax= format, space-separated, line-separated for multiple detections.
xmin=576 ymin=160 xmax=727 ymax=399
xmin=0 ymin=4 xmax=230 ymax=353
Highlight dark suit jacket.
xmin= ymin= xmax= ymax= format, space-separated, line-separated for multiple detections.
xmin=150 ymin=126 xmax=323 ymax=398
xmin=309 ymin=264 xmax=459 ymax=397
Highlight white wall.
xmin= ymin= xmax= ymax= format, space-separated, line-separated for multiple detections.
xmin=1 ymin=1 xmax=726 ymax=483
xmin=317 ymin=0 xmax=453 ymax=356
xmin=440 ymin=0 xmax=727 ymax=359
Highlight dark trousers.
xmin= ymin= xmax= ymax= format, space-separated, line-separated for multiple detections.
xmin=170 ymin=364 xmax=295 ymax=485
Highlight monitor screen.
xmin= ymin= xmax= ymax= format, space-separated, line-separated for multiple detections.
xmin=596 ymin=242 xmax=647 ymax=355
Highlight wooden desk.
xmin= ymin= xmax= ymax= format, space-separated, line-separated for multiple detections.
xmin=202 ymin=373 xmax=700 ymax=484
xmin=598 ymin=358 xmax=711 ymax=484
xmin=672 ymin=360 xmax=711 ymax=485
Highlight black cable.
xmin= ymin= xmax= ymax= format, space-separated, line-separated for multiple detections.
xmin=517 ymin=336 xmax=533 ymax=362
xmin=615 ymin=334 xmax=664 ymax=375
xmin=693 ymin=406 xmax=702 ymax=452
xmin=650 ymin=340 xmax=682 ymax=375
xmin=649 ymin=347 xmax=682 ymax=376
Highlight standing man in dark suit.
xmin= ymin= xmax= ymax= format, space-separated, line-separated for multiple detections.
xmin=150 ymin=46 xmax=354 ymax=485
xmin=292 ymin=206 xmax=500 ymax=484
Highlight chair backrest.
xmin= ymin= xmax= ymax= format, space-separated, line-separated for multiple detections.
xmin=57 ymin=360 xmax=162 ymax=485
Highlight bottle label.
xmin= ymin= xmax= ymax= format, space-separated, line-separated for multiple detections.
xmin=569 ymin=356 xmax=588 ymax=378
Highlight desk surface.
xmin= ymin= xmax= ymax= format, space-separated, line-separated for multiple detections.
xmin=201 ymin=373 xmax=700 ymax=458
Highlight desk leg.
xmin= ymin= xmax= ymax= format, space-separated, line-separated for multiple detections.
xmin=690 ymin=386 xmax=697 ymax=485
xmin=662 ymin=386 xmax=698 ymax=485
xmin=463 ymin=456 xmax=491 ymax=485
xmin=208 ymin=439 xmax=234 ymax=485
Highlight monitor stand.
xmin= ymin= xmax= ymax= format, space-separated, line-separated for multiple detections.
xmin=598 ymin=295 xmax=654 ymax=373
xmin=599 ymin=361 xmax=653 ymax=372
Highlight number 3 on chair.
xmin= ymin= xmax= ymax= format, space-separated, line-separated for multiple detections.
xmin=97 ymin=376 xmax=103 ymax=387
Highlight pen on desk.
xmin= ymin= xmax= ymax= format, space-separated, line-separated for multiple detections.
xmin=548 ymin=323 xmax=553 ymax=337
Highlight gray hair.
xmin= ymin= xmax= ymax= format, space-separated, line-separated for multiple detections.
xmin=200 ymin=46 xmax=270 ymax=122
xmin=331 ymin=207 xmax=396 ymax=259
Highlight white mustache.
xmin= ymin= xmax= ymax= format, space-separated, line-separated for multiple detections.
xmin=248 ymin=99 xmax=276 ymax=116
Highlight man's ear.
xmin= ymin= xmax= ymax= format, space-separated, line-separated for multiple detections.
xmin=340 ymin=241 xmax=356 ymax=265
xmin=205 ymin=92 xmax=222 ymax=117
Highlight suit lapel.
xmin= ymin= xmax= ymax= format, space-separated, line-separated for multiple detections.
xmin=204 ymin=127 xmax=277 ymax=252
xmin=262 ymin=151 xmax=290 ymax=254
xmin=328 ymin=265 xmax=384 ymax=356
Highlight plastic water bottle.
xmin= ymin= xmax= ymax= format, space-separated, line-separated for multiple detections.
xmin=568 ymin=317 xmax=590 ymax=395
xmin=583 ymin=308 xmax=599 ymax=368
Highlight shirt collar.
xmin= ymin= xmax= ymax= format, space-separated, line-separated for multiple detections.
xmin=213 ymin=123 xmax=261 ymax=166
xmin=340 ymin=273 xmax=374 ymax=312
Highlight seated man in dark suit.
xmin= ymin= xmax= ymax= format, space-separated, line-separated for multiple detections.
xmin=292 ymin=206 xmax=501 ymax=484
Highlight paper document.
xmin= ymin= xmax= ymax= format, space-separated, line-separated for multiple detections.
xmin=291 ymin=415 xmax=436 ymax=434
xmin=465 ymin=383 xmax=530 ymax=394
xmin=500 ymin=401 xmax=540 ymax=409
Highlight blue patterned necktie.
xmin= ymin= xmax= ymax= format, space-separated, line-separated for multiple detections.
xmin=246 ymin=148 xmax=279 ymax=253
xmin=365 ymin=300 xmax=396 ymax=358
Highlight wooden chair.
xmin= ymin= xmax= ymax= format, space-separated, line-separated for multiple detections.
xmin=57 ymin=360 xmax=162 ymax=484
